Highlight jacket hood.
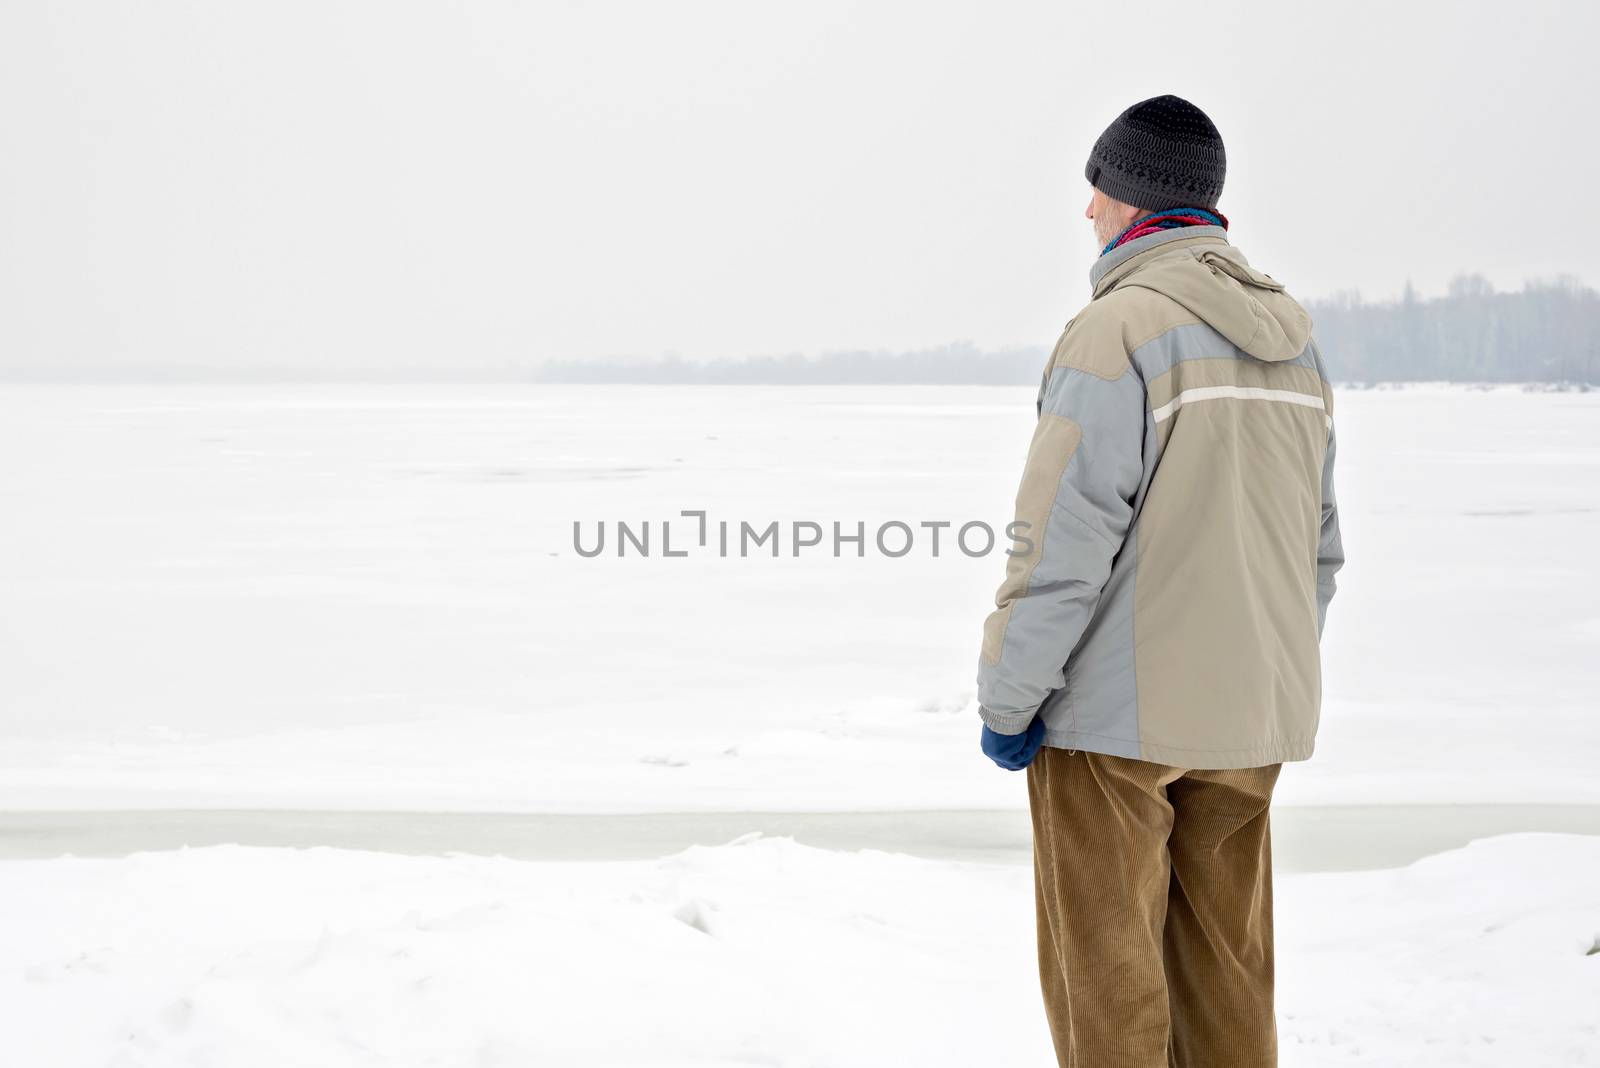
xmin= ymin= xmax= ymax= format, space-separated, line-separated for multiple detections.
xmin=1097 ymin=231 xmax=1312 ymax=363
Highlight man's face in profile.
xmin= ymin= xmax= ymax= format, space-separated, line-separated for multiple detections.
xmin=1085 ymin=186 xmax=1137 ymax=249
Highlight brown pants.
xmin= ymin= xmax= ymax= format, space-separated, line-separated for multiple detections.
xmin=1027 ymin=745 xmax=1282 ymax=1067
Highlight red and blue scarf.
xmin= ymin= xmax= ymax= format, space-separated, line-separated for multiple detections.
xmin=1101 ymin=207 xmax=1228 ymax=256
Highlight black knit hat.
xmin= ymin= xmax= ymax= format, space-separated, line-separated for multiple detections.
xmin=1085 ymin=95 xmax=1226 ymax=212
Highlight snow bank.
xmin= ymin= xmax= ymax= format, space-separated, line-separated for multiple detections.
xmin=3 ymin=832 xmax=1597 ymax=1066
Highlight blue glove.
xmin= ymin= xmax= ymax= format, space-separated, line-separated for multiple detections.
xmin=981 ymin=716 xmax=1047 ymax=771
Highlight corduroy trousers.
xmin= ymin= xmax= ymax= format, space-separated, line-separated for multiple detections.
xmin=1027 ymin=744 xmax=1282 ymax=1067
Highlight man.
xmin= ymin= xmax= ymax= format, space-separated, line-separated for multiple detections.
xmin=975 ymin=95 xmax=1344 ymax=1067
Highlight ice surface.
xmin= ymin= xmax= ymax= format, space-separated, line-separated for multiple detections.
xmin=0 ymin=383 xmax=1596 ymax=810
xmin=1 ymin=384 xmax=1596 ymax=1064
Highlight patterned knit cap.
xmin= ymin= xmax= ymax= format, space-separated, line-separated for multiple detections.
xmin=1085 ymin=95 xmax=1226 ymax=212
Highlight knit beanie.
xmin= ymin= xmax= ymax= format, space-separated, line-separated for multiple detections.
xmin=1084 ymin=95 xmax=1226 ymax=212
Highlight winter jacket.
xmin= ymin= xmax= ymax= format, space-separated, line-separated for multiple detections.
xmin=977 ymin=224 xmax=1344 ymax=769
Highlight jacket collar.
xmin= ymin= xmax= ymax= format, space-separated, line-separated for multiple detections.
xmin=1089 ymin=224 xmax=1230 ymax=296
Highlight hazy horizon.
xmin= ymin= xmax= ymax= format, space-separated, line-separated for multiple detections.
xmin=5 ymin=272 xmax=1591 ymax=383
xmin=3 ymin=0 xmax=1597 ymax=376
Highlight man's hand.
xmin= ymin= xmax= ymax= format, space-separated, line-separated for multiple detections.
xmin=980 ymin=717 xmax=1047 ymax=771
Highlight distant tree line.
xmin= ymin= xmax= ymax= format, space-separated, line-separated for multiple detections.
xmin=536 ymin=276 xmax=1600 ymax=386
xmin=1308 ymin=275 xmax=1598 ymax=385
xmin=535 ymin=342 xmax=1049 ymax=385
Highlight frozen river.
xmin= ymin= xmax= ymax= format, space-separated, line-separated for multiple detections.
xmin=6 ymin=803 xmax=1600 ymax=871
xmin=1 ymin=384 xmax=1596 ymax=1067
xmin=1 ymin=383 xmax=1597 ymax=815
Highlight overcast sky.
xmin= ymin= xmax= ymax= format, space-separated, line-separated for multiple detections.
xmin=2 ymin=0 xmax=1596 ymax=373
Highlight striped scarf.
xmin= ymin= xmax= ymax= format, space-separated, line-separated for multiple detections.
xmin=1101 ymin=207 xmax=1228 ymax=256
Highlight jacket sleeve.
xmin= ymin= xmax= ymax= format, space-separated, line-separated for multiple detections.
xmin=1315 ymin=421 xmax=1344 ymax=638
xmin=976 ymin=343 xmax=1146 ymax=735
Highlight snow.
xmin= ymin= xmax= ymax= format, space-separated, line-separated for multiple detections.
xmin=2 ymin=832 xmax=1596 ymax=1066
xmin=0 ymin=383 xmax=1597 ymax=1063
xmin=0 ymin=383 xmax=1597 ymax=811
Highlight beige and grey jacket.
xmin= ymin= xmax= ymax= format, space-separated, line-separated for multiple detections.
xmin=977 ymin=225 xmax=1344 ymax=769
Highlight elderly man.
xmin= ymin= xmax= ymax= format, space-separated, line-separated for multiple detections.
xmin=976 ymin=94 xmax=1344 ymax=1066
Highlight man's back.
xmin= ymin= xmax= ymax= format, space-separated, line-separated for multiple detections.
xmin=977 ymin=223 xmax=1343 ymax=769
